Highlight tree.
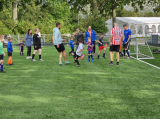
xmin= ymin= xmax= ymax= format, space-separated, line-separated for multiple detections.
xmin=69 ymin=0 xmax=150 ymax=28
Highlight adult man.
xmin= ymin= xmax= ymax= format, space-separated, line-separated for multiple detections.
xmin=53 ymin=23 xmax=70 ymax=65
xmin=31 ymin=28 xmax=43 ymax=61
xmin=123 ymin=24 xmax=132 ymax=59
xmin=85 ymin=26 xmax=97 ymax=56
xmin=109 ymin=22 xmax=123 ymax=66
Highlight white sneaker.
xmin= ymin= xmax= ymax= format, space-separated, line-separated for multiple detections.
xmin=26 ymin=56 xmax=29 ymax=59
xmin=39 ymin=59 xmax=44 ymax=61
xmin=31 ymin=59 xmax=36 ymax=61
xmin=29 ymin=56 xmax=32 ymax=59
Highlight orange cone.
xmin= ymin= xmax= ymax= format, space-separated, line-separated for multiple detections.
xmin=105 ymin=43 xmax=108 ymax=47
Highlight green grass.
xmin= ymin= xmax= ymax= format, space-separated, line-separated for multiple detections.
xmin=0 ymin=46 xmax=160 ymax=119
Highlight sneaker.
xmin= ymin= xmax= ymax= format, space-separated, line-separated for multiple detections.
xmin=127 ymin=57 xmax=131 ymax=59
xmin=109 ymin=62 xmax=113 ymax=66
xmin=80 ymin=55 xmax=85 ymax=59
xmin=31 ymin=59 xmax=36 ymax=61
xmin=29 ymin=56 xmax=32 ymax=59
xmin=26 ymin=57 xmax=29 ymax=59
xmin=117 ymin=62 xmax=119 ymax=66
xmin=65 ymin=61 xmax=70 ymax=64
xmin=86 ymin=60 xmax=90 ymax=62
xmin=39 ymin=59 xmax=44 ymax=61
xmin=76 ymin=65 xmax=80 ymax=67
xmin=103 ymin=56 xmax=106 ymax=59
xmin=59 ymin=63 xmax=64 ymax=65
xmin=0 ymin=70 xmax=5 ymax=73
xmin=78 ymin=57 xmax=81 ymax=59
xmin=92 ymin=59 xmax=94 ymax=62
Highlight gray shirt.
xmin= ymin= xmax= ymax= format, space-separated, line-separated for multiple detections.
xmin=76 ymin=43 xmax=84 ymax=56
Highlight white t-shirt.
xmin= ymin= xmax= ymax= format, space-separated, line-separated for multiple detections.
xmin=76 ymin=43 xmax=84 ymax=56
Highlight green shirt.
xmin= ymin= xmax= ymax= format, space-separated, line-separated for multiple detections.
xmin=0 ymin=42 xmax=4 ymax=55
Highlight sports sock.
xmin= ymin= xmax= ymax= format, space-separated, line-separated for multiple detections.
xmin=1 ymin=65 xmax=3 ymax=71
xmin=123 ymin=50 xmax=125 ymax=56
xmin=10 ymin=58 xmax=12 ymax=64
xmin=91 ymin=55 xmax=93 ymax=60
xmin=39 ymin=55 xmax=41 ymax=59
xmin=32 ymin=54 xmax=35 ymax=59
xmin=111 ymin=61 xmax=113 ymax=63
xmin=120 ymin=52 xmax=122 ymax=55
xmin=126 ymin=50 xmax=130 ymax=57
xmin=103 ymin=53 xmax=105 ymax=57
xmin=20 ymin=53 xmax=21 ymax=55
xmin=7 ymin=59 xmax=10 ymax=64
xmin=98 ymin=55 xmax=100 ymax=58
xmin=75 ymin=59 xmax=80 ymax=65
xmin=88 ymin=56 xmax=90 ymax=61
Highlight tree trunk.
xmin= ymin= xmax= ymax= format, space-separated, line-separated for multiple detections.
xmin=112 ymin=7 xmax=116 ymax=28
xmin=93 ymin=0 xmax=98 ymax=18
xmin=12 ymin=0 xmax=18 ymax=23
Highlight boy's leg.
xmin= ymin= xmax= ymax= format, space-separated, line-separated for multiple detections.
xmin=0 ymin=60 xmax=4 ymax=71
xmin=87 ymin=51 xmax=91 ymax=62
xmin=38 ymin=49 xmax=42 ymax=60
xmin=32 ymin=50 xmax=38 ymax=59
xmin=103 ymin=48 xmax=106 ymax=58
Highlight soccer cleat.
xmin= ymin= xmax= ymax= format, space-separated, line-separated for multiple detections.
xmin=127 ymin=57 xmax=131 ymax=59
xmin=76 ymin=65 xmax=80 ymax=67
xmin=109 ymin=62 xmax=113 ymax=66
xmin=39 ymin=59 xmax=44 ymax=61
xmin=78 ymin=57 xmax=81 ymax=59
xmin=117 ymin=62 xmax=119 ymax=66
xmin=0 ymin=70 xmax=6 ymax=73
xmin=86 ymin=60 xmax=90 ymax=62
xmin=65 ymin=61 xmax=70 ymax=64
xmin=31 ymin=59 xmax=36 ymax=61
xmin=59 ymin=63 xmax=64 ymax=65
xmin=80 ymin=54 xmax=85 ymax=59
xmin=92 ymin=59 xmax=94 ymax=62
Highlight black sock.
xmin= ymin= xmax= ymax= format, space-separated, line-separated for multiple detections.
xmin=32 ymin=54 xmax=35 ymax=59
xmin=111 ymin=61 xmax=113 ymax=63
xmin=20 ymin=53 xmax=21 ymax=55
xmin=39 ymin=55 xmax=41 ymax=59
xmin=103 ymin=53 xmax=105 ymax=57
xmin=123 ymin=50 xmax=125 ymax=56
xmin=75 ymin=59 xmax=80 ymax=65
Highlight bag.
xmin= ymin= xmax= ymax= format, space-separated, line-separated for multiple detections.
xmin=153 ymin=49 xmax=160 ymax=54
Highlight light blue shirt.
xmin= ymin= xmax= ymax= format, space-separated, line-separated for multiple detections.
xmin=53 ymin=28 xmax=63 ymax=45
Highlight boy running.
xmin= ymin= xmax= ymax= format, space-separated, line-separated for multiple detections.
xmin=123 ymin=24 xmax=132 ymax=59
xmin=72 ymin=38 xmax=84 ymax=67
xmin=0 ymin=35 xmax=6 ymax=73
xmin=69 ymin=37 xmax=74 ymax=55
xmin=97 ymin=33 xmax=106 ymax=59
xmin=86 ymin=37 xmax=94 ymax=62
xmin=19 ymin=39 xmax=25 ymax=56
xmin=7 ymin=38 xmax=14 ymax=65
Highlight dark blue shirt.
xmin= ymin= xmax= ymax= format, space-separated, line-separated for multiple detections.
xmin=124 ymin=29 xmax=132 ymax=43
xmin=98 ymin=37 xmax=103 ymax=46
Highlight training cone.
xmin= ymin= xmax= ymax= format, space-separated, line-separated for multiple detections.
xmin=105 ymin=43 xmax=108 ymax=47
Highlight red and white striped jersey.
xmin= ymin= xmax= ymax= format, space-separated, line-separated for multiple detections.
xmin=110 ymin=27 xmax=123 ymax=45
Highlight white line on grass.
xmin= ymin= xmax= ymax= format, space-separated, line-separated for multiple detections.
xmin=131 ymin=56 xmax=160 ymax=70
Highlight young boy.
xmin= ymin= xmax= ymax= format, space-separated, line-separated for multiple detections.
xmin=69 ymin=37 xmax=74 ymax=55
xmin=19 ymin=39 xmax=25 ymax=56
xmin=72 ymin=38 xmax=84 ymax=67
xmin=86 ymin=37 xmax=94 ymax=62
xmin=0 ymin=35 xmax=6 ymax=73
xmin=7 ymin=38 xmax=13 ymax=65
xmin=97 ymin=33 xmax=106 ymax=59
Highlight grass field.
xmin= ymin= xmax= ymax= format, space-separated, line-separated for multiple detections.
xmin=0 ymin=46 xmax=160 ymax=119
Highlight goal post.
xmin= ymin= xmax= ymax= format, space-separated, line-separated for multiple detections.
xmin=130 ymin=37 xmax=154 ymax=60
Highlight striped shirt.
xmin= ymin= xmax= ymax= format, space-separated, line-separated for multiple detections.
xmin=110 ymin=27 xmax=123 ymax=45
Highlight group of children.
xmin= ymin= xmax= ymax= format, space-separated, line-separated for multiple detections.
xmin=69 ymin=33 xmax=106 ymax=67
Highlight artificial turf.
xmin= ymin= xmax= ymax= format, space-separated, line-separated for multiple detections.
xmin=0 ymin=46 xmax=160 ymax=119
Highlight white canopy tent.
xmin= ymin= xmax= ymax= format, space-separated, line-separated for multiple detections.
xmin=106 ymin=17 xmax=160 ymax=37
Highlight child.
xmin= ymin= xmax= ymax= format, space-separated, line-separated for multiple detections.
xmin=0 ymin=35 xmax=6 ymax=73
xmin=19 ymin=39 xmax=25 ymax=56
xmin=72 ymin=38 xmax=84 ymax=67
xmin=7 ymin=38 xmax=14 ymax=65
xmin=97 ymin=33 xmax=106 ymax=59
xmin=69 ymin=36 xmax=74 ymax=55
xmin=86 ymin=37 xmax=94 ymax=62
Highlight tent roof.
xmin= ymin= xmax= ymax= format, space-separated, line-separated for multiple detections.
xmin=116 ymin=17 xmax=160 ymax=24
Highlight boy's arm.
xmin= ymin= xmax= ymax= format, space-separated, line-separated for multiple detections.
xmin=77 ymin=49 xmax=83 ymax=53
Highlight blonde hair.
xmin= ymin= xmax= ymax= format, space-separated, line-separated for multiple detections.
xmin=35 ymin=28 xmax=39 ymax=32
xmin=87 ymin=37 xmax=91 ymax=40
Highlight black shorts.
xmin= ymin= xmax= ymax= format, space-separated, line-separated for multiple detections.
xmin=8 ymin=52 xmax=12 ymax=57
xmin=110 ymin=45 xmax=120 ymax=52
xmin=73 ymin=52 xmax=80 ymax=59
xmin=34 ymin=45 xmax=41 ymax=50
xmin=54 ymin=43 xmax=65 ymax=52
xmin=0 ymin=55 xmax=3 ymax=60
xmin=123 ymin=42 xmax=130 ymax=50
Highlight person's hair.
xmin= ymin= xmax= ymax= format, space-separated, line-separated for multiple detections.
xmin=27 ymin=29 xmax=32 ymax=36
xmin=114 ymin=22 xmax=118 ymax=26
xmin=76 ymin=28 xmax=81 ymax=35
xmin=87 ymin=37 xmax=91 ymax=40
xmin=20 ymin=39 xmax=23 ymax=41
xmin=101 ymin=33 xmax=104 ymax=36
xmin=0 ymin=35 xmax=4 ymax=40
xmin=70 ymin=36 xmax=74 ymax=39
xmin=123 ymin=24 xmax=128 ymax=27
xmin=78 ymin=38 xmax=83 ymax=43
xmin=35 ymin=28 xmax=39 ymax=32
xmin=56 ymin=22 xmax=61 ymax=27
xmin=8 ymin=37 xmax=12 ymax=41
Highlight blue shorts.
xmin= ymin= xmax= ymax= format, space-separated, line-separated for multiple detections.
xmin=88 ymin=51 xmax=93 ymax=54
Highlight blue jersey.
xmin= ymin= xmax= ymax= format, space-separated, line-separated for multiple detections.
xmin=70 ymin=40 xmax=74 ymax=49
xmin=124 ymin=29 xmax=132 ymax=43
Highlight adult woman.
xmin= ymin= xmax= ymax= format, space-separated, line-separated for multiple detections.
xmin=74 ymin=28 xmax=84 ymax=59
xmin=25 ymin=29 xmax=33 ymax=59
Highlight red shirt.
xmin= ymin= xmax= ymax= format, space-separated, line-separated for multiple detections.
xmin=110 ymin=27 xmax=123 ymax=45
